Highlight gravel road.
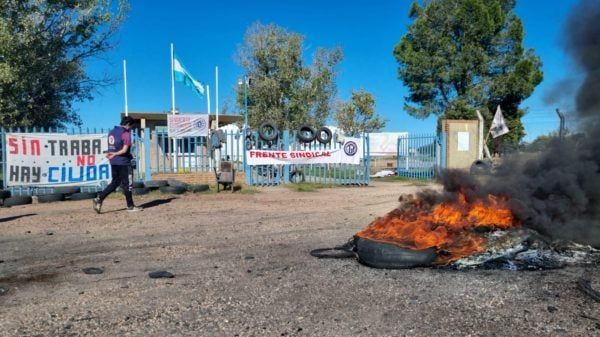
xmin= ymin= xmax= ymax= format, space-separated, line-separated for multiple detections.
xmin=0 ymin=181 xmax=598 ymax=336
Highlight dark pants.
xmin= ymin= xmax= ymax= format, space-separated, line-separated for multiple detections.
xmin=98 ymin=165 xmax=134 ymax=208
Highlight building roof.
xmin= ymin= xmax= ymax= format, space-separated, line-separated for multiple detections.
xmin=120 ymin=112 xmax=242 ymax=125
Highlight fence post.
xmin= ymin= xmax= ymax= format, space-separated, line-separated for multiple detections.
xmin=243 ymin=129 xmax=251 ymax=186
xmin=282 ymin=130 xmax=290 ymax=184
xmin=365 ymin=133 xmax=371 ymax=185
xmin=143 ymin=128 xmax=152 ymax=181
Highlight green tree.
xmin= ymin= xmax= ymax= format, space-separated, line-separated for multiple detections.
xmin=236 ymin=22 xmax=342 ymax=130
xmin=334 ymin=90 xmax=386 ymax=136
xmin=0 ymin=0 xmax=128 ymax=128
xmin=393 ymin=0 xmax=543 ymax=146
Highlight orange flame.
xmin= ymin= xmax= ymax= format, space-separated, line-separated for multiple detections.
xmin=355 ymin=191 xmax=519 ymax=264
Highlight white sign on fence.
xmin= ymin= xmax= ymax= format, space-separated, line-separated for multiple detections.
xmin=246 ymin=138 xmax=363 ymax=166
xmin=167 ymin=114 xmax=209 ymax=137
xmin=5 ymin=133 xmax=111 ymax=187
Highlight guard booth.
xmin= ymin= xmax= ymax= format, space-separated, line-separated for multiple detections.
xmin=440 ymin=119 xmax=481 ymax=169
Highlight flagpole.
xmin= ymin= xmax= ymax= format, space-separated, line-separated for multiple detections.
xmin=207 ymin=85 xmax=211 ymax=115
xmin=170 ymin=43 xmax=175 ymax=115
xmin=215 ymin=66 xmax=219 ymax=129
xmin=123 ymin=59 xmax=129 ymax=117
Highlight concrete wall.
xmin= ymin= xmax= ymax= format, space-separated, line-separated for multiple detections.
xmin=442 ymin=119 xmax=480 ymax=169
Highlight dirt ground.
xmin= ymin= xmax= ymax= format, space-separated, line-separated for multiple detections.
xmin=0 ymin=181 xmax=598 ymax=337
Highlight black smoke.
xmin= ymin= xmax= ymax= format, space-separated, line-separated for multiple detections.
xmin=424 ymin=0 xmax=600 ymax=247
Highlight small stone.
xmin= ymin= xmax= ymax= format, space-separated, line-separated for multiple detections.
xmin=149 ymin=271 xmax=174 ymax=279
xmin=595 ymin=323 xmax=600 ymax=330
xmin=45 ymin=231 xmax=54 ymax=235
xmin=247 ymin=269 xmax=252 ymax=273
xmin=297 ymin=328 xmax=303 ymax=332
xmin=0 ymin=286 xmax=8 ymax=296
xmin=25 ymin=230 xmax=31 ymax=234
xmin=82 ymin=267 xmax=104 ymax=275
xmin=113 ymin=260 xmax=120 ymax=264
xmin=244 ymin=255 xmax=255 ymax=260
xmin=547 ymin=306 xmax=558 ymax=313
xmin=0 ymin=260 xmax=4 ymax=263
xmin=78 ymin=291 xmax=84 ymax=295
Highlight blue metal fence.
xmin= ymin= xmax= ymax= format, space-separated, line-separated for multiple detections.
xmin=396 ymin=133 xmax=439 ymax=180
xmin=245 ymin=130 xmax=371 ymax=186
xmin=151 ymin=129 xmax=244 ymax=174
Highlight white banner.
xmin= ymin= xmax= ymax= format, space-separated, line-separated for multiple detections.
xmin=5 ymin=133 xmax=111 ymax=187
xmin=247 ymin=138 xmax=363 ymax=166
xmin=168 ymin=114 xmax=209 ymax=137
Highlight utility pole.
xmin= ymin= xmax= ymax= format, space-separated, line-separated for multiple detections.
xmin=556 ymin=108 xmax=566 ymax=139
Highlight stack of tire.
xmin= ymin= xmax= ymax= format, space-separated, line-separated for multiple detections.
xmin=256 ymin=122 xmax=333 ymax=145
xmin=0 ymin=189 xmax=33 ymax=207
xmin=140 ymin=180 xmax=209 ymax=195
xmin=37 ymin=186 xmax=98 ymax=204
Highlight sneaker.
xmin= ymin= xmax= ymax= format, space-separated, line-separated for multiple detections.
xmin=126 ymin=206 xmax=143 ymax=212
xmin=92 ymin=197 xmax=102 ymax=214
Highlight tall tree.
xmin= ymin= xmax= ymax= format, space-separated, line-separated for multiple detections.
xmin=393 ymin=0 xmax=543 ymax=146
xmin=335 ymin=90 xmax=386 ymax=136
xmin=0 ymin=0 xmax=128 ymax=128
xmin=237 ymin=22 xmax=342 ymax=130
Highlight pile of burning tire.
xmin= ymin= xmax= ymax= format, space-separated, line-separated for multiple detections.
xmin=0 ymin=180 xmax=210 ymax=207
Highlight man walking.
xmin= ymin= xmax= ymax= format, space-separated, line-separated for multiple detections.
xmin=93 ymin=116 xmax=143 ymax=213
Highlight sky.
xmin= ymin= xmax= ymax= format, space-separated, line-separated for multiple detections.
xmin=76 ymin=0 xmax=580 ymax=141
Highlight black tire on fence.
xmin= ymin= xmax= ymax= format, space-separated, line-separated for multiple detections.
xmin=69 ymin=192 xmax=98 ymax=201
xmin=132 ymin=181 xmax=145 ymax=188
xmin=167 ymin=179 xmax=189 ymax=188
xmin=53 ymin=186 xmax=80 ymax=195
xmin=290 ymin=170 xmax=305 ymax=183
xmin=188 ymin=184 xmax=210 ymax=193
xmin=37 ymin=193 xmax=66 ymax=203
xmin=316 ymin=126 xmax=332 ymax=144
xmin=258 ymin=121 xmax=279 ymax=142
xmin=132 ymin=187 xmax=151 ymax=195
xmin=145 ymin=180 xmax=168 ymax=189
xmin=353 ymin=236 xmax=437 ymax=269
xmin=159 ymin=186 xmax=187 ymax=195
xmin=0 ymin=190 xmax=11 ymax=199
xmin=297 ymin=124 xmax=317 ymax=143
xmin=2 ymin=196 xmax=33 ymax=207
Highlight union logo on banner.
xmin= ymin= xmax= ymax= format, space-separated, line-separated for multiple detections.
xmin=167 ymin=114 xmax=209 ymax=137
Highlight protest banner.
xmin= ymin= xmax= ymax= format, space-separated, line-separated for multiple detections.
xmin=167 ymin=114 xmax=209 ymax=137
xmin=246 ymin=137 xmax=363 ymax=166
xmin=5 ymin=133 xmax=111 ymax=187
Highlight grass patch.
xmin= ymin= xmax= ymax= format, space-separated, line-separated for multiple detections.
xmin=372 ymin=175 xmax=431 ymax=186
xmin=239 ymin=186 xmax=260 ymax=194
xmin=284 ymin=182 xmax=333 ymax=192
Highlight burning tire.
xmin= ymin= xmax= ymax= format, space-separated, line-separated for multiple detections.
xmin=159 ymin=186 xmax=187 ymax=195
xmin=37 ymin=193 xmax=66 ymax=203
xmin=2 ymin=196 xmax=33 ymax=207
xmin=470 ymin=160 xmax=492 ymax=175
xmin=69 ymin=192 xmax=98 ymax=201
xmin=353 ymin=236 xmax=437 ymax=269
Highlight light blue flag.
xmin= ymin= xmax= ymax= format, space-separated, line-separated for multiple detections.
xmin=173 ymin=56 xmax=205 ymax=96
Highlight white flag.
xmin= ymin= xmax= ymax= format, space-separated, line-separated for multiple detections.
xmin=490 ymin=105 xmax=509 ymax=138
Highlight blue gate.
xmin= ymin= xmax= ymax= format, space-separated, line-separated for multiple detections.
xmin=396 ymin=133 xmax=439 ymax=180
xmin=244 ymin=130 xmax=371 ymax=186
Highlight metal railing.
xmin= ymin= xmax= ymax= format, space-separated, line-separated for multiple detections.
xmin=396 ymin=133 xmax=440 ymax=180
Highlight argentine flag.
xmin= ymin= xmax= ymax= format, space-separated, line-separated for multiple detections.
xmin=173 ymin=56 xmax=205 ymax=96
